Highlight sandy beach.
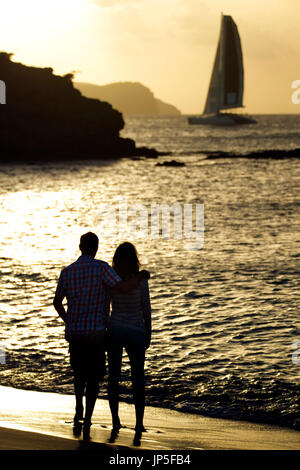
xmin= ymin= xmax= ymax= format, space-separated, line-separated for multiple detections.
xmin=0 ymin=385 xmax=299 ymax=451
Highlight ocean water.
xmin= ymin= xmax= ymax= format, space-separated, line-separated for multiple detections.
xmin=0 ymin=114 xmax=300 ymax=428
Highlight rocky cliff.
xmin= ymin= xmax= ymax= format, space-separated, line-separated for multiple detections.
xmin=0 ymin=53 xmax=157 ymax=160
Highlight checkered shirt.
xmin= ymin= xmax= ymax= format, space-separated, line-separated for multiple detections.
xmin=55 ymin=255 xmax=121 ymax=336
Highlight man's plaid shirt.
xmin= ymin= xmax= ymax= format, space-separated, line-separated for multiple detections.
xmin=55 ymin=255 xmax=121 ymax=336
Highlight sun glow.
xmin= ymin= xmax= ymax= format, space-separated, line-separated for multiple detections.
xmin=1 ymin=0 xmax=300 ymax=113
xmin=1 ymin=0 xmax=85 ymax=29
xmin=0 ymin=0 xmax=95 ymax=75
xmin=0 ymin=0 xmax=86 ymax=57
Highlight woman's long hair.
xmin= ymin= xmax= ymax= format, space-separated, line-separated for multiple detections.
xmin=112 ymin=242 xmax=140 ymax=279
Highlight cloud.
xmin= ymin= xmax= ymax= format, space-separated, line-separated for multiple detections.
xmin=170 ymin=1 xmax=217 ymax=46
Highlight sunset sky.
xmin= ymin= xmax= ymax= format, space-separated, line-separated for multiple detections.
xmin=0 ymin=0 xmax=299 ymax=114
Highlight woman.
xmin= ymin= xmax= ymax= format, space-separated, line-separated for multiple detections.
xmin=107 ymin=242 xmax=151 ymax=443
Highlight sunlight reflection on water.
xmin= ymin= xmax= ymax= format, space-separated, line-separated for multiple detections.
xmin=0 ymin=115 xmax=300 ymax=426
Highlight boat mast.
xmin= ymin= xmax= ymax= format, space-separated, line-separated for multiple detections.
xmin=203 ymin=13 xmax=224 ymax=115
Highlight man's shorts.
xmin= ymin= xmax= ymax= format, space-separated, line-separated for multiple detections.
xmin=69 ymin=331 xmax=106 ymax=381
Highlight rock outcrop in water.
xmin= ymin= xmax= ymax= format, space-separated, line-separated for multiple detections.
xmin=204 ymin=149 xmax=300 ymax=159
xmin=75 ymin=82 xmax=181 ymax=116
xmin=155 ymin=160 xmax=185 ymax=167
xmin=0 ymin=52 xmax=158 ymax=160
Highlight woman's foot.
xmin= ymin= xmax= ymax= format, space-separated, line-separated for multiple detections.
xmin=133 ymin=424 xmax=146 ymax=446
xmin=135 ymin=424 xmax=146 ymax=432
xmin=73 ymin=407 xmax=84 ymax=437
xmin=72 ymin=421 xmax=83 ymax=438
xmin=74 ymin=405 xmax=84 ymax=424
xmin=133 ymin=429 xmax=142 ymax=446
xmin=82 ymin=419 xmax=92 ymax=440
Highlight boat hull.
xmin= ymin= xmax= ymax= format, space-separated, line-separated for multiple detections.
xmin=188 ymin=113 xmax=256 ymax=126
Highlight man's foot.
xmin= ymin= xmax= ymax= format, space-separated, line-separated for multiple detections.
xmin=109 ymin=427 xmax=121 ymax=443
xmin=112 ymin=418 xmax=122 ymax=432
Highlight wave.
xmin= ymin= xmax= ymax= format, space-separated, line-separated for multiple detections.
xmin=170 ymin=148 xmax=300 ymax=159
xmin=1 ymin=353 xmax=300 ymax=430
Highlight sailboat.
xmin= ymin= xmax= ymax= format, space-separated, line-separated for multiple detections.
xmin=188 ymin=14 xmax=256 ymax=126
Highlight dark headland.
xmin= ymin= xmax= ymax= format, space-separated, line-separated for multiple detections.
xmin=75 ymin=82 xmax=181 ymax=116
xmin=0 ymin=52 xmax=160 ymax=161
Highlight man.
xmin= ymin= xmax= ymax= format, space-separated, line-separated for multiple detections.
xmin=53 ymin=232 xmax=149 ymax=439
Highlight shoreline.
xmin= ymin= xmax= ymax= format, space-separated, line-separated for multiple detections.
xmin=0 ymin=148 xmax=299 ymax=166
xmin=0 ymin=386 xmax=300 ymax=450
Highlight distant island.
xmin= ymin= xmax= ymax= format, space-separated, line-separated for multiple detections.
xmin=74 ymin=82 xmax=181 ymax=116
xmin=0 ymin=52 xmax=159 ymax=161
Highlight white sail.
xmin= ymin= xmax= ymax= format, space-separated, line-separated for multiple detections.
xmin=203 ymin=14 xmax=244 ymax=114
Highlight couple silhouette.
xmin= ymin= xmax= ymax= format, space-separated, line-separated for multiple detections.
xmin=53 ymin=232 xmax=151 ymax=444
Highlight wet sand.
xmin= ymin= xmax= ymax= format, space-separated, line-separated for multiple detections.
xmin=0 ymin=386 xmax=300 ymax=451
